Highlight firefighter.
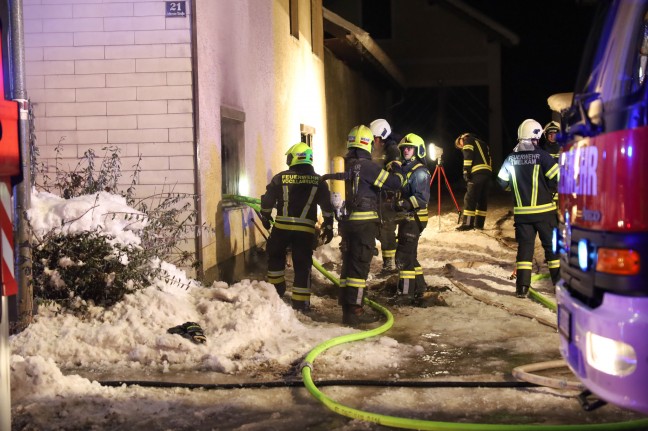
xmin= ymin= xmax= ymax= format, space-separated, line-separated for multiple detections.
xmin=338 ymin=124 xmax=404 ymax=326
xmin=540 ymin=121 xmax=561 ymax=159
xmin=455 ymin=132 xmax=492 ymax=231
xmin=369 ymin=118 xmax=401 ymax=273
xmin=391 ymin=133 xmax=431 ymax=306
xmin=497 ymin=119 xmax=560 ymax=298
xmin=259 ymin=142 xmax=334 ymax=312
xmin=541 ymin=121 xmax=561 ymax=208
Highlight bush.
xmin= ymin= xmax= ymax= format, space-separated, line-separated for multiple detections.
xmin=31 ymin=145 xmax=204 ymax=311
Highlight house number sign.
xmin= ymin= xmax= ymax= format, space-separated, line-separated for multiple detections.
xmin=165 ymin=1 xmax=186 ymax=17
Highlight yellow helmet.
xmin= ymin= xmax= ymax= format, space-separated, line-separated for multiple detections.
xmin=285 ymin=142 xmax=313 ymax=167
xmin=347 ymin=125 xmax=374 ymax=152
xmin=398 ymin=133 xmax=426 ymax=159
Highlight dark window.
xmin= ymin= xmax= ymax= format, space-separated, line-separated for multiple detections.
xmin=221 ymin=112 xmax=245 ymax=197
xmin=361 ymin=0 xmax=391 ymax=39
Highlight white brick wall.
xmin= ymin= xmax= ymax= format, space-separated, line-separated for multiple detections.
xmin=27 ymin=0 xmax=194 ymax=187
xmin=26 ymin=0 xmax=197 ymax=272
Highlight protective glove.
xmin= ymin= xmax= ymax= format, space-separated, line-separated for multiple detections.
xmin=386 ymin=160 xmax=402 ymax=173
xmin=259 ymin=212 xmax=274 ymax=230
xmin=394 ymin=199 xmax=413 ymax=212
xmin=320 ymin=217 xmax=334 ymax=244
xmin=463 ymin=172 xmax=471 ymax=183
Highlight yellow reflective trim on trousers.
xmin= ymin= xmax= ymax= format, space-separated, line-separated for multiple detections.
xmin=292 ymin=287 xmax=310 ymax=295
xmin=548 ymin=260 xmax=560 ymax=269
xmin=517 ymin=261 xmax=532 ymax=270
xmin=475 ymin=209 xmax=487 ymax=216
xmin=399 ymin=270 xmax=416 ymax=279
xmin=267 ymin=270 xmax=285 ymax=277
xmin=414 ymin=266 xmax=423 ymax=275
xmin=273 ymin=222 xmax=316 ymax=233
xmin=346 ymin=277 xmax=366 ymax=288
xmin=514 ymin=202 xmax=556 ymax=214
xmin=348 ymin=211 xmax=379 ymax=221
xmin=292 ymin=293 xmax=311 ymax=301
xmin=463 ymin=209 xmax=476 ymax=216
xmin=382 ymin=249 xmax=396 ymax=258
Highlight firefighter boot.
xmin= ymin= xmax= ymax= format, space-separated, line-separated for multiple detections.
xmin=292 ymin=299 xmax=310 ymax=313
xmin=456 ymin=215 xmax=475 ymax=231
xmin=474 ymin=215 xmax=486 ymax=230
xmin=516 ymin=285 xmax=529 ymax=298
xmin=550 ymin=267 xmax=560 ymax=285
xmin=382 ymin=256 xmax=396 ymax=272
xmin=342 ymin=305 xmax=379 ymax=326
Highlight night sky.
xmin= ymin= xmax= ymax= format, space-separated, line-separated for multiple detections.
xmin=462 ymin=0 xmax=598 ymax=144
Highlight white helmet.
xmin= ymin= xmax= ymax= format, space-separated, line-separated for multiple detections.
xmin=369 ymin=118 xmax=391 ymax=139
xmin=517 ymin=119 xmax=543 ymax=141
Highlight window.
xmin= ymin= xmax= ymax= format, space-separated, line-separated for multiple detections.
xmin=290 ymin=0 xmax=299 ymax=39
xmin=300 ymin=123 xmax=315 ymax=146
xmin=221 ymin=107 xmax=245 ymax=200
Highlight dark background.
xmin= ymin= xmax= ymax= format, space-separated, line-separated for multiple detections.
xmin=391 ymin=0 xmax=599 ymax=181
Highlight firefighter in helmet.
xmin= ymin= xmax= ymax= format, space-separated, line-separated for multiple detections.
xmin=541 ymin=121 xmax=561 ymax=160
xmin=497 ymin=119 xmax=560 ymax=298
xmin=455 ymin=132 xmax=492 ymax=231
xmin=338 ymin=125 xmax=404 ymax=326
xmin=390 ymin=133 xmax=431 ymax=306
xmin=369 ymin=118 xmax=401 ymax=273
xmin=260 ymin=142 xmax=334 ymax=312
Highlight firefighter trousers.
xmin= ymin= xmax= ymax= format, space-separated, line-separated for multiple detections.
xmin=266 ymin=228 xmax=314 ymax=306
xmin=338 ymin=220 xmax=379 ymax=306
xmin=395 ymin=218 xmax=427 ymax=297
xmin=514 ymin=216 xmax=560 ymax=289
xmin=463 ymin=172 xmax=491 ymax=227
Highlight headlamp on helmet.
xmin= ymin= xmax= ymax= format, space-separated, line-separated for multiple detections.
xmin=285 ymin=142 xmax=313 ymax=167
xmin=398 ymin=133 xmax=426 ymax=159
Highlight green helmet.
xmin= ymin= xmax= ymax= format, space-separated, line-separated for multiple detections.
xmin=347 ymin=125 xmax=374 ymax=152
xmin=398 ymin=133 xmax=426 ymax=159
xmin=285 ymin=142 xmax=313 ymax=167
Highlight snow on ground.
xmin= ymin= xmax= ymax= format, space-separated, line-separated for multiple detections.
xmin=7 ymin=190 xmax=648 ymax=430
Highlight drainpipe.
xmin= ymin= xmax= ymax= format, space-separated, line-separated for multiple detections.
xmin=10 ymin=0 xmax=33 ymax=332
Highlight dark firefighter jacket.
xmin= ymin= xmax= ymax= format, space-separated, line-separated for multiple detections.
xmin=401 ymin=159 xmax=431 ymax=222
xmin=344 ymin=147 xmax=404 ymax=221
xmin=462 ymin=134 xmax=492 ymax=178
xmin=496 ymin=142 xmax=560 ymax=222
xmin=260 ymin=163 xmax=333 ymax=234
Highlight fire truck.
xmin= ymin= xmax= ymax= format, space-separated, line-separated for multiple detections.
xmin=555 ymin=0 xmax=648 ymax=415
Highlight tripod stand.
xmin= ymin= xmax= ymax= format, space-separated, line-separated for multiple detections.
xmin=429 ymin=157 xmax=461 ymax=230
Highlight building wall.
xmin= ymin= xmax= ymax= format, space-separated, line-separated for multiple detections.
xmin=24 ymin=0 xmax=197 ymax=268
xmin=180 ymin=0 xmax=329 ymax=283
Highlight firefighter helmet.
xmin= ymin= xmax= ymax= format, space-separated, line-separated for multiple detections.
xmin=454 ymin=133 xmax=470 ymax=149
xmin=398 ymin=133 xmax=426 ymax=159
xmin=347 ymin=125 xmax=374 ymax=151
xmin=517 ymin=119 xmax=543 ymax=141
xmin=285 ymin=142 xmax=313 ymax=167
xmin=369 ymin=118 xmax=391 ymax=139
xmin=544 ymin=121 xmax=560 ymax=135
